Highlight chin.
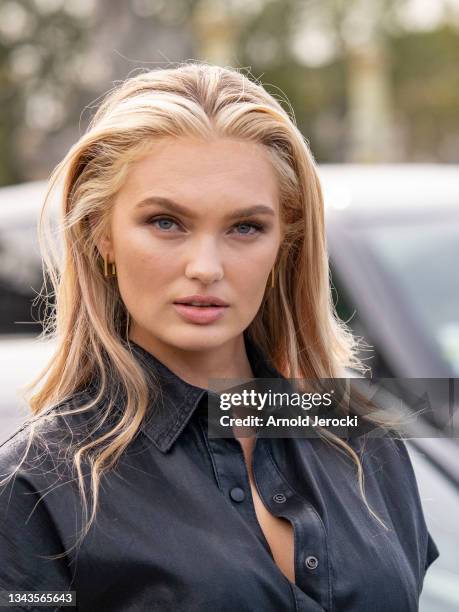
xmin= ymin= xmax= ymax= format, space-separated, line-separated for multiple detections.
xmin=165 ymin=324 xmax=235 ymax=352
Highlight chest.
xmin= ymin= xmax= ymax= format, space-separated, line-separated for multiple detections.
xmin=69 ymin=432 xmax=422 ymax=612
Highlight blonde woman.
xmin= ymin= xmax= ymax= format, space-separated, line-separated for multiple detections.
xmin=0 ymin=64 xmax=438 ymax=611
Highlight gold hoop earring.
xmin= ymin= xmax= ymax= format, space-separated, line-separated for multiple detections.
xmin=103 ymin=254 xmax=117 ymax=278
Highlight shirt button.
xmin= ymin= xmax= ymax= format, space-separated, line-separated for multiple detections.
xmin=273 ymin=493 xmax=287 ymax=504
xmin=305 ymin=555 xmax=319 ymax=570
xmin=229 ymin=487 xmax=245 ymax=502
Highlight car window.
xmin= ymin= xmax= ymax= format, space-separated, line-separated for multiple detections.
xmin=330 ymin=266 xmax=395 ymax=377
xmin=364 ymin=221 xmax=459 ymax=375
xmin=0 ymin=221 xmax=43 ymax=334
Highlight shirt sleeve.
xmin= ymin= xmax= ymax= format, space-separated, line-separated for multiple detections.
xmin=425 ymin=530 xmax=440 ymax=572
xmin=356 ymin=433 xmax=441 ymax=590
xmin=392 ymin=437 xmax=441 ymax=582
xmin=0 ymin=439 xmax=73 ymax=595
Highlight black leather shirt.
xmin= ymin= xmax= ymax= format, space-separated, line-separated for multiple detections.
xmin=0 ymin=334 xmax=439 ymax=611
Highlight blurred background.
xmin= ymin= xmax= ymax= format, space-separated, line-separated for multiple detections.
xmin=0 ymin=1 xmax=458 ymax=610
xmin=1 ymin=0 xmax=459 ymax=185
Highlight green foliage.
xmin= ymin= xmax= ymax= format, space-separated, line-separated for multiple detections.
xmin=0 ymin=0 xmax=88 ymax=186
xmin=0 ymin=0 xmax=458 ymax=186
xmin=390 ymin=26 xmax=459 ymax=160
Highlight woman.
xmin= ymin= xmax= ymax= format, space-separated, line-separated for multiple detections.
xmin=0 ymin=63 xmax=438 ymax=611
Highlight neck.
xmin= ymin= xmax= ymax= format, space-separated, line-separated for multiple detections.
xmin=128 ymin=330 xmax=254 ymax=389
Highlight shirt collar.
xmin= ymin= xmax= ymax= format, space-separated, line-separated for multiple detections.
xmin=126 ymin=331 xmax=283 ymax=453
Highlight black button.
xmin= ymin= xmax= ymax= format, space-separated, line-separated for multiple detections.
xmin=273 ymin=493 xmax=287 ymax=504
xmin=305 ymin=555 xmax=319 ymax=570
xmin=229 ymin=487 xmax=245 ymax=502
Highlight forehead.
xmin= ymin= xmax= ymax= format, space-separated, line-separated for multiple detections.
xmin=117 ymin=137 xmax=280 ymax=212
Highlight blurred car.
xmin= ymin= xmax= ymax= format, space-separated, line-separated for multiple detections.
xmin=319 ymin=164 xmax=459 ymax=380
xmin=1 ymin=166 xmax=459 ymax=610
xmin=316 ymin=165 xmax=459 ymax=611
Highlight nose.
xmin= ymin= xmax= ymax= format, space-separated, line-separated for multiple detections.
xmin=184 ymin=237 xmax=224 ymax=285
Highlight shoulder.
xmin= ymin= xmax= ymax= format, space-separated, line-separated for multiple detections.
xmin=0 ymin=408 xmax=80 ymax=511
xmin=355 ymin=434 xmax=421 ymax=494
xmin=0 ymin=380 xmax=133 ymax=511
xmin=352 ymin=434 xmax=424 ymax=511
xmin=0 ymin=387 xmax=108 ymax=494
xmin=0 ymin=392 xmax=103 ymax=570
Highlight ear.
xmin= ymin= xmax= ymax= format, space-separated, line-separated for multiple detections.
xmin=89 ymin=212 xmax=114 ymax=263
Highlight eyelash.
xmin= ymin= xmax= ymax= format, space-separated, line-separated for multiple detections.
xmin=147 ymin=216 xmax=266 ymax=236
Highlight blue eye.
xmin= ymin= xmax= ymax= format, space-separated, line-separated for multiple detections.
xmin=150 ymin=216 xmax=180 ymax=231
xmin=233 ymin=222 xmax=264 ymax=236
xmin=148 ymin=216 xmax=265 ymax=236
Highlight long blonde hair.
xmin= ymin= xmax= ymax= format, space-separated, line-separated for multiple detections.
xmin=5 ymin=63 xmax=387 ymax=558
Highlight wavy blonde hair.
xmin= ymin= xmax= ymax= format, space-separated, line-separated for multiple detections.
xmin=5 ymin=63 xmax=391 ymax=559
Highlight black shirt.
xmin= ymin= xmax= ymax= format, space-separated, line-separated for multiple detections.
xmin=0 ymin=334 xmax=439 ymax=611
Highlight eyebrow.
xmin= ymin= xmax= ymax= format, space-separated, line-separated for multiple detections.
xmin=135 ymin=196 xmax=276 ymax=220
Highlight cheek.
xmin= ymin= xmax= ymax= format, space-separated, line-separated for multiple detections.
xmin=124 ymin=244 xmax=171 ymax=277
xmin=229 ymin=248 xmax=274 ymax=304
xmin=113 ymin=228 xmax=177 ymax=300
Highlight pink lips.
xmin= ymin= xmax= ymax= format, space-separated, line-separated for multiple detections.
xmin=174 ymin=295 xmax=229 ymax=307
xmin=173 ymin=304 xmax=228 ymax=324
xmin=173 ymin=295 xmax=229 ymax=325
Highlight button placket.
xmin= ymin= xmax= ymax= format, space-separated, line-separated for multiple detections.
xmin=202 ymin=432 xmax=273 ymax=554
xmin=253 ymin=438 xmax=333 ymax=611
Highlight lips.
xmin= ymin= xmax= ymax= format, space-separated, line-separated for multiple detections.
xmin=175 ymin=303 xmax=218 ymax=307
xmin=172 ymin=296 xmax=229 ymax=325
xmin=173 ymin=295 xmax=229 ymax=307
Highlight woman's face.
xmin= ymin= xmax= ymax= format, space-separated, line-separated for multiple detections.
xmin=103 ymin=137 xmax=282 ymax=353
